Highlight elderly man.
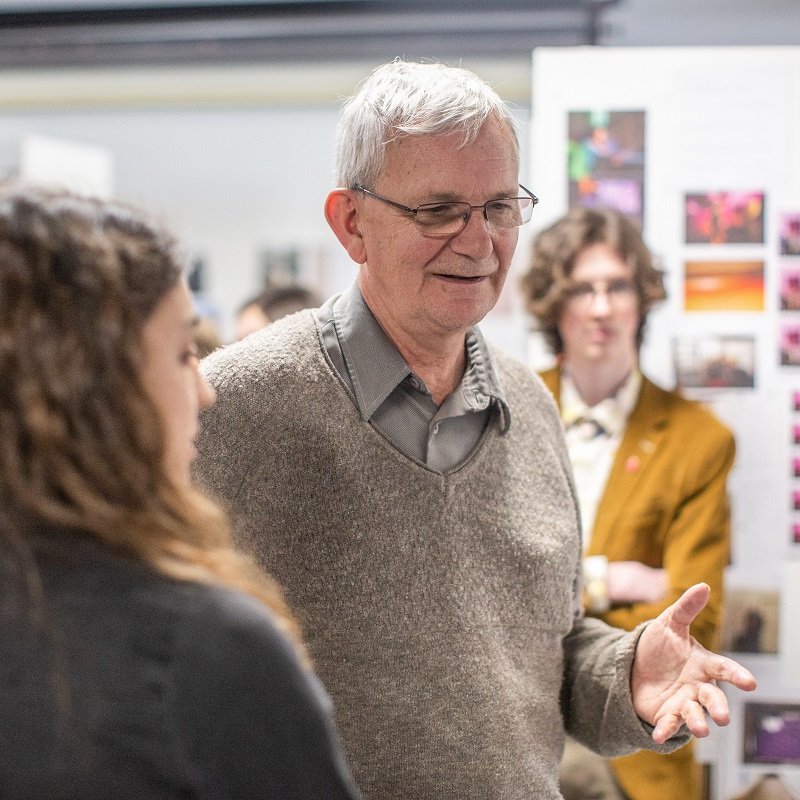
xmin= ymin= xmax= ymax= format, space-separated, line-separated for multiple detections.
xmin=194 ymin=60 xmax=754 ymax=800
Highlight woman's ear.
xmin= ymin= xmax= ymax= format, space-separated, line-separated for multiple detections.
xmin=324 ymin=189 xmax=367 ymax=264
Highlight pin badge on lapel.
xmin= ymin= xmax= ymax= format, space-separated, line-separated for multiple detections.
xmin=627 ymin=439 xmax=654 ymax=472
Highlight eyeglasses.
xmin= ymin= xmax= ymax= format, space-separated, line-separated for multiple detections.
xmin=353 ymin=183 xmax=538 ymax=238
xmin=564 ymin=279 xmax=637 ymax=308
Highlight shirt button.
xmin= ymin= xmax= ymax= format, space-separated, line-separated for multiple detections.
xmin=432 ymin=423 xmax=440 ymax=435
xmin=409 ymin=376 xmax=421 ymax=390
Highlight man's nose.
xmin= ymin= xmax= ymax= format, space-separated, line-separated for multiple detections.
xmin=450 ymin=206 xmax=494 ymax=257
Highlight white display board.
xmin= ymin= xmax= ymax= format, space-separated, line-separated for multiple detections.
xmin=530 ymin=46 xmax=800 ymax=799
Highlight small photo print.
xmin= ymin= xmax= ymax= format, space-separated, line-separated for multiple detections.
xmin=779 ymin=262 xmax=800 ymax=310
xmin=673 ymin=335 xmax=756 ymax=389
xmin=684 ymin=260 xmax=764 ymax=312
xmin=722 ymin=589 xmax=779 ymax=654
xmin=258 ymin=247 xmax=300 ymax=286
xmin=743 ymin=702 xmax=800 ymax=765
xmin=793 ymin=521 xmax=800 ymax=544
xmin=793 ymin=424 xmax=800 ymax=445
xmin=793 ymin=490 xmax=800 ymax=512
xmin=567 ymin=110 xmax=646 ymax=227
xmin=780 ymin=321 xmax=800 ymax=366
xmin=685 ymin=191 xmax=765 ymax=244
xmin=780 ymin=212 xmax=800 ymax=256
xmin=794 ymin=391 xmax=800 ymax=412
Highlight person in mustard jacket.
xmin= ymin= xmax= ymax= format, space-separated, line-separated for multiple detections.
xmin=521 ymin=207 xmax=736 ymax=800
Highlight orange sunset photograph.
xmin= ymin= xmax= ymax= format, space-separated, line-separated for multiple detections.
xmin=683 ymin=260 xmax=765 ymax=311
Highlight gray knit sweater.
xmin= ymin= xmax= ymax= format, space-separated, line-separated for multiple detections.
xmin=195 ymin=311 xmax=680 ymax=800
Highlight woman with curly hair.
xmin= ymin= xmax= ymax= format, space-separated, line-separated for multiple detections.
xmin=0 ymin=183 xmax=360 ymax=800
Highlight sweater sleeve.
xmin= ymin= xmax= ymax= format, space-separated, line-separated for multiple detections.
xmin=561 ymin=616 xmax=691 ymax=757
xmin=172 ymin=586 xmax=361 ymax=800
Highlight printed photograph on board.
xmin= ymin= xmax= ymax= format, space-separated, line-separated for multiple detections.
xmin=673 ymin=334 xmax=756 ymax=389
xmin=721 ymin=589 xmax=779 ymax=654
xmin=779 ymin=262 xmax=800 ymax=310
xmin=567 ymin=110 xmax=645 ymax=227
xmin=743 ymin=703 xmax=800 ymax=765
xmin=684 ymin=191 xmax=765 ymax=245
xmin=780 ymin=321 xmax=800 ymax=366
xmin=780 ymin=212 xmax=800 ymax=256
xmin=684 ymin=260 xmax=765 ymax=312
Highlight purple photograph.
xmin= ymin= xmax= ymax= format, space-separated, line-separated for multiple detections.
xmin=743 ymin=703 xmax=800 ymax=765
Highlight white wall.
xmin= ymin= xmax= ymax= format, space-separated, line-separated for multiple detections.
xmin=0 ymin=60 xmax=531 ymax=344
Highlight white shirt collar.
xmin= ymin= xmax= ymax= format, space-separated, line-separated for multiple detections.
xmin=560 ymin=368 xmax=642 ymax=438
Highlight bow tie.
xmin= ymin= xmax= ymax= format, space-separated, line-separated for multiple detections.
xmin=563 ymin=396 xmax=625 ymax=439
xmin=567 ymin=414 xmax=608 ymax=440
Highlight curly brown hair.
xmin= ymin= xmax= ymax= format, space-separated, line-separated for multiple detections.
xmin=520 ymin=207 xmax=666 ymax=355
xmin=0 ymin=183 xmax=304 ymax=657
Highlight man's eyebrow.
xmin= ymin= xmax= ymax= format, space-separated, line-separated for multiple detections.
xmin=422 ymin=188 xmax=520 ymax=203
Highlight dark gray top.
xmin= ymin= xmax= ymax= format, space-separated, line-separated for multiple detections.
xmin=0 ymin=532 xmax=361 ymax=800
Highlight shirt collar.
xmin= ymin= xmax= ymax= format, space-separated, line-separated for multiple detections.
xmin=461 ymin=327 xmax=511 ymax=433
xmin=560 ymin=368 xmax=641 ymax=438
xmin=332 ymin=282 xmax=410 ymax=420
xmin=332 ymin=282 xmax=511 ymax=432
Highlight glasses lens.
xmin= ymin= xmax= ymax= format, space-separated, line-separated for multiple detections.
xmin=566 ymin=280 xmax=637 ymax=308
xmin=415 ymin=203 xmax=471 ymax=235
xmin=414 ymin=193 xmax=536 ymax=236
xmin=486 ymin=198 xmax=532 ymax=228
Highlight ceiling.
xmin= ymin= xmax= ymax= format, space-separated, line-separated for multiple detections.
xmin=0 ymin=0 xmax=620 ymax=68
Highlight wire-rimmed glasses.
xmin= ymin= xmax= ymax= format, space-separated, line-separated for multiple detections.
xmin=353 ymin=183 xmax=538 ymax=238
xmin=564 ymin=279 xmax=638 ymax=309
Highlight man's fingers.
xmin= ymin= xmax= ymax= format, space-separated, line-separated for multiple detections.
xmin=653 ymin=691 xmax=716 ymax=743
xmin=702 ymin=655 xmax=758 ymax=693
xmin=666 ymin=583 xmax=711 ymax=628
xmin=652 ymin=712 xmax=683 ymax=744
xmin=697 ymin=683 xmax=729 ymax=726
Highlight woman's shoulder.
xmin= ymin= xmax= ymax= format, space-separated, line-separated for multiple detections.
xmin=34 ymin=537 xmax=299 ymax=677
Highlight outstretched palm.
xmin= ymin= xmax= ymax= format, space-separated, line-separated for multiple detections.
xmin=631 ymin=583 xmax=757 ymax=743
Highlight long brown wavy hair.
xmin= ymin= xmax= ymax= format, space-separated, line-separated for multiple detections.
xmin=0 ymin=183 xmax=305 ymax=659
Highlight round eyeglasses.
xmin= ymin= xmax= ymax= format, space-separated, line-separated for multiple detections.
xmin=564 ymin=279 xmax=638 ymax=309
xmin=353 ymin=183 xmax=539 ymax=238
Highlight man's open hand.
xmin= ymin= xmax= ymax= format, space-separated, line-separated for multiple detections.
xmin=632 ymin=583 xmax=757 ymax=743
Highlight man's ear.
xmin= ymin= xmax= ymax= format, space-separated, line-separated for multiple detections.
xmin=324 ymin=189 xmax=367 ymax=264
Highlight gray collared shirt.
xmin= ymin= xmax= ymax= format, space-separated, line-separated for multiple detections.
xmin=313 ymin=282 xmax=511 ymax=473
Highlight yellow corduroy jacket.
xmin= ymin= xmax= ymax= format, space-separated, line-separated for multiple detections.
xmin=540 ymin=367 xmax=736 ymax=800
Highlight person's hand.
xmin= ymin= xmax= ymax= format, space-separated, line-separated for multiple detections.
xmin=631 ymin=583 xmax=757 ymax=744
xmin=607 ymin=561 xmax=668 ymax=604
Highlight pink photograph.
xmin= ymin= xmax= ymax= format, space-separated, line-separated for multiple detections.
xmin=685 ymin=191 xmax=765 ymax=244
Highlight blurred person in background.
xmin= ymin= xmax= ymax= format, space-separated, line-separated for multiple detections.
xmin=194 ymin=315 xmax=222 ymax=358
xmin=0 ymin=183 xmax=360 ymax=800
xmin=235 ymin=282 xmax=321 ymax=340
xmin=522 ymin=206 xmax=735 ymax=800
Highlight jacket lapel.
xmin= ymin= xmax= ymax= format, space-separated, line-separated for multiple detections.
xmin=590 ymin=378 xmax=669 ymax=552
xmin=538 ymin=367 xmax=671 ymax=553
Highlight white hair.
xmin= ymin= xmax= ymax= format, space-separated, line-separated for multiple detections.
xmin=334 ymin=59 xmax=520 ymax=189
